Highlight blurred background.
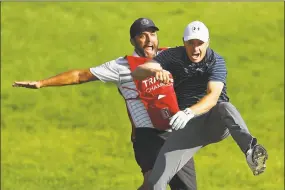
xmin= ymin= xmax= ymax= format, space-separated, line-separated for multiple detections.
xmin=1 ymin=2 xmax=284 ymax=190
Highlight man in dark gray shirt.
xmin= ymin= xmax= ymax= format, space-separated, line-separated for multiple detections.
xmin=132 ymin=20 xmax=268 ymax=189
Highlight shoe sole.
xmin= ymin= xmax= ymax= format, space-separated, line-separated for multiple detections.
xmin=252 ymin=145 xmax=268 ymax=176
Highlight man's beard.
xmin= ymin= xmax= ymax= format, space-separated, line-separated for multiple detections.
xmin=134 ymin=42 xmax=159 ymax=58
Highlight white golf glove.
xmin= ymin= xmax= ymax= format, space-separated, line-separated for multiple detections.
xmin=169 ymin=108 xmax=195 ymax=130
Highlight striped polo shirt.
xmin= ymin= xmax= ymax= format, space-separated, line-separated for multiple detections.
xmin=153 ymin=46 xmax=229 ymax=110
xmin=90 ymin=50 xmax=165 ymax=129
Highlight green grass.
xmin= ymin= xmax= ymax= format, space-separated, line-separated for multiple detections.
xmin=1 ymin=2 xmax=284 ymax=190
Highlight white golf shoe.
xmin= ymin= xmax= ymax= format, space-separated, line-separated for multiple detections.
xmin=246 ymin=144 xmax=268 ymax=176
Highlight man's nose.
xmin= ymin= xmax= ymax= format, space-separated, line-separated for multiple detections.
xmin=145 ymin=34 xmax=151 ymax=42
xmin=193 ymin=45 xmax=199 ymax=52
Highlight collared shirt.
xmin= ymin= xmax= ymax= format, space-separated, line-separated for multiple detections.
xmin=89 ymin=50 xmax=162 ymax=129
xmin=153 ymin=46 xmax=229 ymax=110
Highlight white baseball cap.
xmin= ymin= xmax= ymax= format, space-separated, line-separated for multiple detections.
xmin=183 ymin=21 xmax=209 ymax=43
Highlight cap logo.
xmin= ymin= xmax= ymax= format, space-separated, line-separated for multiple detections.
xmin=141 ymin=18 xmax=150 ymax=25
xmin=192 ymin=26 xmax=200 ymax=32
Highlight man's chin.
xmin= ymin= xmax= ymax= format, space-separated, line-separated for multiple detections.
xmin=190 ymin=57 xmax=202 ymax=63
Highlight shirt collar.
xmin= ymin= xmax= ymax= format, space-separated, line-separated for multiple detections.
xmin=132 ymin=51 xmax=140 ymax=57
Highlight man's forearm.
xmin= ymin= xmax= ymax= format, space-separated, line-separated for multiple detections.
xmin=131 ymin=67 xmax=156 ymax=80
xmin=132 ymin=61 xmax=162 ymax=80
xmin=39 ymin=69 xmax=97 ymax=88
xmin=189 ymin=81 xmax=223 ymax=116
xmin=189 ymin=94 xmax=218 ymax=116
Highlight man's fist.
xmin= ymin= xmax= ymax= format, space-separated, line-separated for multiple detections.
xmin=154 ymin=69 xmax=172 ymax=84
xmin=12 ymin=81 xmax=41 ymax=89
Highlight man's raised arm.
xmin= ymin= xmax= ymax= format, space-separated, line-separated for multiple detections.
xmin=131 ymin=61 xmax=171 ymax=83
xmin=12 ymin=69 xmax=98 ymax=89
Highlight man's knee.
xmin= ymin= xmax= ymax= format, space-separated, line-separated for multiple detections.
xmin=218 ymin=102 xmax=233 ymax=109
xmin=217 ymin=102 xmax=239 ymax=115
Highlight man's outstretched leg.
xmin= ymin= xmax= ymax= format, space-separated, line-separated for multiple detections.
xmin=216 ymin=102 xmax=268 ymax=175
xmin=147 ymin=102 xmax=269 ymax=189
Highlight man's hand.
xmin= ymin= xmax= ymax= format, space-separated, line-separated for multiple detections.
xmin=169 ymin=108 xmax=195 ymax=130
xmin=154 ymin=69 xmax=171 ymax=84
xmin=12 ymin=81 xmax=41 ymax=89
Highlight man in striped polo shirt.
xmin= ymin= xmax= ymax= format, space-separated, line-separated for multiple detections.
xmin=12 ymin=18 xmax=197 ymax=190
xmin=132 ymin=20 xmax=268 ymax=189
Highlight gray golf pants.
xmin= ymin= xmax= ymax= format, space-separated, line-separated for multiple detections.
xmin=147 ymin=102 xmax=256 ymax=190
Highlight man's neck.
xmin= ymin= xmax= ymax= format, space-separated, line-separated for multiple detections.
xmin=132 ymin=50 xmax=141 ymax=57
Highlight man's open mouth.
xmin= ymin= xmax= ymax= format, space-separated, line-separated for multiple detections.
xmin=144 ymin=45 xmax=154 ymax=51
xmin=192 ymin=53 xmax=200 ymax=58
xmin=144 ymin=45 xmax=154 ymax=55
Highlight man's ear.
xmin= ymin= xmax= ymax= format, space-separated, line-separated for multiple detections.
xmin=182 ymin=37 xmax=187 ymax=47
xmin=130 ymin=38 xmax=135 ymax=46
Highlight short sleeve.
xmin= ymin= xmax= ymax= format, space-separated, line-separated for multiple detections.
xmin=153 ymin=49 xmax=173 ymax=70
xmin=208 ymin=55 xmax=227 ymax=84
xmin=90 ymin=58 xmax=123 ymax=83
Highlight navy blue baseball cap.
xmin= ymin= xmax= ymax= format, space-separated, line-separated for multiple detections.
xmin=130 ymin=18 xmax=159 ymax=39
